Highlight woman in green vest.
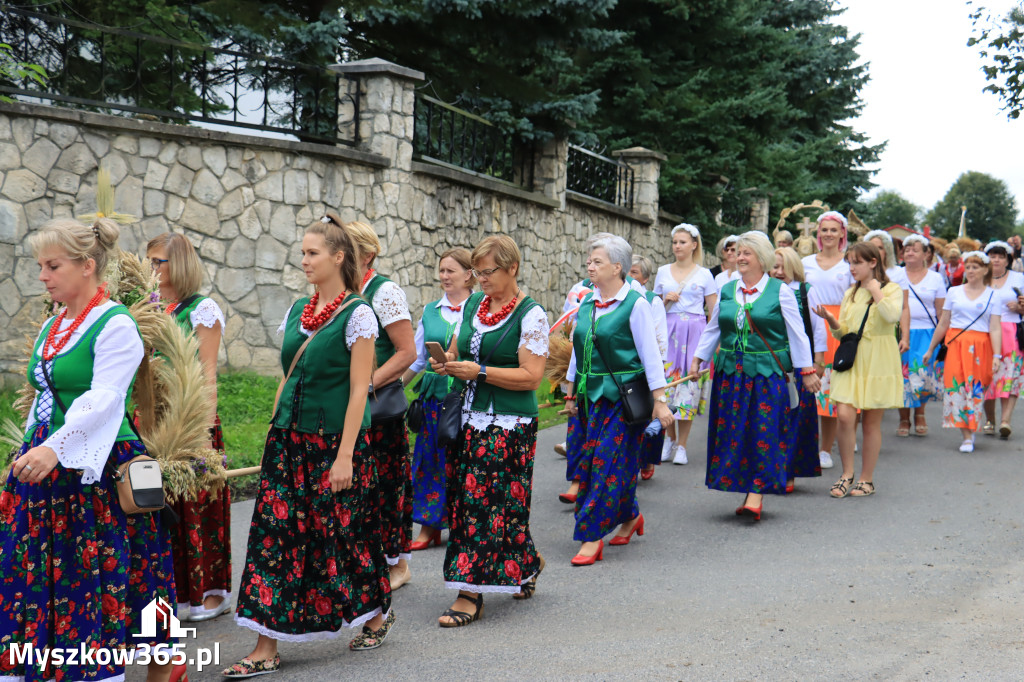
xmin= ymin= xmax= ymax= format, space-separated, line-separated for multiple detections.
xmin=565 ymin=236 xmax=674 ymax=566
xmin=402 ymin=248 xmax=475 ymax=551
xmin=429 ymin=235 xmax=548 ymax=627
xmin=2 ymin=218 xmax=177 ymax=682
xmin=692 ymin=232 xmax=820 ymax=521
xmin=146 ymin=232 xmax=233 ymax=625
xmin=226 ymin=215 xmax=393 ymax=677
xmin=343 ymin=220 xmax=418 ymax=590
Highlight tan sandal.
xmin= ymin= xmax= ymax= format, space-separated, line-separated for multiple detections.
xmin=849 ymin=480 xmax=875 ymax=497
xmin=914 ymin=414 xmax=928 ymax=435
xmin=896 ymin=420 xmax=911 ymax=437
xmin=830 ymin=476 xmax=854 ymax=499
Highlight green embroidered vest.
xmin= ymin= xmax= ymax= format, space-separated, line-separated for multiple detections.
xmin=418 ymin=300 xmax=458 ymax=402
xmin=644 ymin=290 xmax=656 ymax=304
xmin=272 ymin=294 xmax=371 ymax=434
xmin=26 ymin=304 xmax=139 ymax=442
xmin=714 ymin=277 xmax=792 ymax=377
xmin=454 ymin=291 xmax=540 ymax=417
xmin=363 ymin=274 xmax=398 ymax=368
xmin=170 ymin=294 xmax=206 ymax=333
xmin=573 ymin=289 xmax=645 ymax=404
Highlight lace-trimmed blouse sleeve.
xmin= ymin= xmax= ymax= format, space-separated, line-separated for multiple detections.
xmin=346 ymin=304 xmax=379 ymax=350
xmin=372 ymin=281 xmax=412 ymax=328
xmin=41 ymin=312 xmax=144 ymax=484
xmin=190 ymin=297 xmax=226 ymax=330
xmin=519 ymin=305 xmax=550 ymax=357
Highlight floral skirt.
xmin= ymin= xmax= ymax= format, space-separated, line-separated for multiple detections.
xmin=234 ymin=428 xmax=391 ymax=640
xmin=0 ymin=425 xmax=174 ymax=682
xmin=564 ymin=408 xmax=585 ymax=483
xmin=443 ymin=421 xmax=541 ymax=594
xmin=815 ymin=304 xmax=842 ymax=418
xmin=943 ymin=330 xmax=993 ymax=431
xmin=706 ymin=369 xmax=791 ymax=495
xmin=665 ymin=312 xmax=709 ymax=419
xmin=412 ymin=397 xmax=447 ymax=529
xmin=170 ymin=416 xmax=232 ymax=610
xmin=984 ymin=321 xmax=1024 ymax=399
xmin=369 ymin=418 xmax=412 ymax=564
xmin=902 ymin=328 xmax=941 ymax=409
xmin=574 ymin=399 xmax=642 ymax=542
xmin=787 ymin=382 xmax=821 ymax=480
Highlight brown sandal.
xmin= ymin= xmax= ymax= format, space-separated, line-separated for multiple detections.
xmin=512 ymin=555 xmax=545 ymax=600
xmin=914 ymin=414 xmax=927 ymax=435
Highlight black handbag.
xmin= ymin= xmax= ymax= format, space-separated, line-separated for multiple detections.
xmin=406 ymin=395 xmax=424 ymax=432
xmin=832 ymin=300 xmax=873 ymax=373
xmin=587 ymin=305 xmax=654 ymax=426
xmin=368 ymin=379 xmax=408 ymax=423
xmin=437 ymin=300 xmax=536 ymax=445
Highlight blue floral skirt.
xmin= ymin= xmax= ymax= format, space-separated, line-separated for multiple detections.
xmin=706 ymin=371 xmax=791 ymax=495
xmin=574 ymin=398 xmax=643 ymax=542
xmin=0 ymin=424 xmax=175 ymax=682
xmin=563 ymin=408 xmax=585 ymax=482
xmin=787 ymin=382 xmax=821 ymax=480
xmin=902 ymin=327 xmax=941 ymax=408
xmin=412 ymin=397 xmax=447 ymax=529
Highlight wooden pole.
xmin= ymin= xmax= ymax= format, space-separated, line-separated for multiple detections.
xmin=224 ymin=465 xmax=261 ymax=479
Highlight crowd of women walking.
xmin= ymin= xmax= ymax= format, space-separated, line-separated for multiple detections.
xmin=3 ymin=208 xmax=1023 ymax=681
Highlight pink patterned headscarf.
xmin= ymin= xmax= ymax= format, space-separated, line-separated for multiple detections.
xmin=816 ymin=211 xmax=848 ymax=251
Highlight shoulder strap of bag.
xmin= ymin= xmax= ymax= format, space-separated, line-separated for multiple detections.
xmin=273 ymin=296 xmax=360 ymax=414
xmin=853 ymin=296 xmax=874 ymax=337
xmin=945 ymin=290 xmax=994 ymax=347
xmin=587 ymin=295 xmax=640 ymax=394
xmin=799 ymin=282 xmax=815 ymax=357
xmin=742 ymin=307 xmax=791 ymax=382
xmin=908 ymin=284 xmax=937 ymax=328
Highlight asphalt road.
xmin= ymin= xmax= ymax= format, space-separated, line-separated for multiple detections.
xmin=131 ymin=400 xmax=1024 ymax=681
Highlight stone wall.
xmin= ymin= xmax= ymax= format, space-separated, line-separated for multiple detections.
xmin=0 ymin=60 xmax=698 ymax=385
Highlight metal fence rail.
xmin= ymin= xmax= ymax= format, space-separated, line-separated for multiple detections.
xmin=566 ymin=144 xmax=634 ymax=210
xmin=413 ymin=93 xmax=533 ymax=188
xmin=0 ymin=5 xmax=354 ymax=145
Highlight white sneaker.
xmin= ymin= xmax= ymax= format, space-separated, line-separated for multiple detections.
xmin=672 ymin=444 xmax=688 ymax=465
xmin=819 ymin=450 xmax=834 ymax=469
xmin=661 ymin=439 xmax=676 ymax=462
xmin=554 ymin=442 xmax=567 ymax=456
xmin=959 ymin=439 xmax=975 ymax=453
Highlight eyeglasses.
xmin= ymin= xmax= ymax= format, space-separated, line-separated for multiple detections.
xmin=471 ymin=266 xmax=503 ymax=279
xmin=149 ymin=258 xmax=169 ymax=268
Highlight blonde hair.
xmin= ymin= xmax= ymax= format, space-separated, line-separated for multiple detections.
xmin=30 ymin=217 xmax=120 ymax=279
xmin=774 ymin=247 xmax=806 ymax=283
xmin=472 ymin=235 xmax=521 ymax=277
xmin=734 ymin=233 xmax=775 ymax=273
xmin=671 ymin=224 xmax=705 ymax=265
xmin=342 ymin=220 xmax=382 ymax=267
xmin=146 ymin=232 xmax=204 ymax=298
xmin=439 ymin=247 xmax=476 ymax=288
xmin=309 ymin=214 xmax=361 ymax=294
xmin=963 ymin=252 xmax=993 ymax=285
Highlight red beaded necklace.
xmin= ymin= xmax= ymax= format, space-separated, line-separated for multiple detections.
xmin=301 ymin=290 xmax=348 ymax=331
xmin=165 ymin=300 xmax=179 ymax=317
xmin=361 ymin=268 xmax=376 ymax=291
xmin=43 ymin=285 xmax=108 ymax=361
xmin=477 ymin=291 xmax=519 ymax=326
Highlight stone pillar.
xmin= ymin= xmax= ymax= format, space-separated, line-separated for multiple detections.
xmin=533 ymin=136 xmax=567 ymax=208
xmin=612 ymin=147 xmax=666 ymax=223
xmin=330 ymin=58 xmax=425 ymax=170
xmin=749 ymin=196 xmax=770 ymax=233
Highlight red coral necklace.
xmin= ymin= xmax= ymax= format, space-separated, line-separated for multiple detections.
xmin=43 ymin=285 xmax=108 ymax=361
xmin=477 ymin=290 xmax=520 ymax=326
xmin=301 ymin=290 xmax=348 ymax=331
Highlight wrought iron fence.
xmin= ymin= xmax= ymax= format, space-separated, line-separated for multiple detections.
xmin=0 ymin=5 xmax=354 ymax=145
xmin=413 ymin=93 xmax=533 ymax=188
xmin=566 ymin=144 xmax=634 ymax=210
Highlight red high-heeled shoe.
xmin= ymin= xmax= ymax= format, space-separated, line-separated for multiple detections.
xmin=570 ymin=540 xmax=603 ymax=566
xmin=785 ymin=480 xmax=795 ymax=494
xmin=169 ymin=663 xmax=189 ymax=682
xmin=558 ymin=491 xmax=578 ymax=504
xmin=609 ymin=514 xmax=645 ymax=546
xmin=640 ymin=467 xmax=655 ymax=481
xmin=410 ymin=528 xmax=442 ymax=551
xmin=735 ymin=503 xmax=762 ymax=521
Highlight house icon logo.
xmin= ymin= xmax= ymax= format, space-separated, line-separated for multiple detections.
xmin=133 ymin=597 xmax=197 ymax=638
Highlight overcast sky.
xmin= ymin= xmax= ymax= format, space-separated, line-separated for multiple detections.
xmin=836 ymin=0 xmax=1024 ymax=221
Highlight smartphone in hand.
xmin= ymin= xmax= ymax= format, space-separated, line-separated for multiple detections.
xmin=425 ymin=341 xmax=449 ymax=365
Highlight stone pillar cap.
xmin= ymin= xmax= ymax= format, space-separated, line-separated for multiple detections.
xmin=612 ymin=147 xmax=667 ymax=161
xmin=329 ymin=58 xmax=425 ymax=81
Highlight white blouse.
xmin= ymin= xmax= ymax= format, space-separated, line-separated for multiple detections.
xmin=362 ymin=276 xmax=412 ymax=327
xmin=905 ymin=269 xmax=946 ymax=329
xmin=410 ymin=293 xmax=465 ymax=373
xmin=278 ymin=302 xmax=379 ymax=349
xmin=788 ymin=281 xmax=828 ymax=357
xmin=886 ymin=266 xmax=909 ymax=290
xmin=565 ymin=282 xmax=669 ymax=391
xmin=190 ymin=297 xmax=225 ymax=330
xmin=990 ymin=271 xmax=1024 ymax=325
xmin=802 ymin=254 xmax=852 ymax=306
xmin=694 ymin=274 xmax=813 ymax=370
xmin=713 ymin=269 xmax=740 ymax=294
xmin=943 ymin=286 xmax=998 ymax=332
xmin=652 ymin=264 xmax=716 ymax=315
xmin=26 ymin=301 xmax=144 ymax=485
xmin=461 ymin=304 xmax=549 ymax=431
xmin=650 ymin=293 xmax=669 ymax=362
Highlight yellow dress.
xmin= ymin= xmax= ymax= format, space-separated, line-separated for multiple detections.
xmin=829 ymin=282 xmax=904 ymax=409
